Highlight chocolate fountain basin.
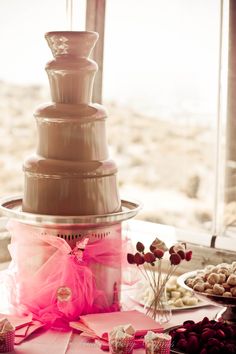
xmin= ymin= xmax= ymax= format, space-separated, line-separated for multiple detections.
xmin=0 ymin=195 xmax=141 ymax=228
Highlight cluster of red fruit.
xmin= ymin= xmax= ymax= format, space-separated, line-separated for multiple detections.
xmin=127 ymin=239 xmax=192 ymax=267
xmin=170 ymin=317 xmax=236 ymax=354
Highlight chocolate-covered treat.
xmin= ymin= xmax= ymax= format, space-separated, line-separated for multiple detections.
xmin=169 ymin=317 xmax=236 ymax=354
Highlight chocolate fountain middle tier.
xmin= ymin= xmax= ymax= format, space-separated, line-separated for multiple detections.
xmin=23 ymin=103 xmax=120 ymax=216
xmin=22 ymin=31 xmax=121 ymax=215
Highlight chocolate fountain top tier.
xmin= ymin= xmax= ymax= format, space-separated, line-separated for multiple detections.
xmin=45 ymin=31 xmax=98 ymax=104
xmin=45 ymin=31 xmax=98 ymax=58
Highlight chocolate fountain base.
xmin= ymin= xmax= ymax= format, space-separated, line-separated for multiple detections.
xmin=0 ymin=195 xmax=141 ymax=317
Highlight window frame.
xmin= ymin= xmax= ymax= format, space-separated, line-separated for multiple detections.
xmin=83 ymin=0 xmax=236 ymax=252
xmin=86 ymin=0 xmax=106 ymax=103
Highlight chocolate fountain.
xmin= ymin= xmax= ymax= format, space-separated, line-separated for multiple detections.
xmin=23 ymin=31 xmax=121 ymax=217
xmin=0 ymin=31 xmax=140 ymax=318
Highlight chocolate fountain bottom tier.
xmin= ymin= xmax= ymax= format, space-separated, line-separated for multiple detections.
xmin=22 ymin=156 xmax=121 ymax=215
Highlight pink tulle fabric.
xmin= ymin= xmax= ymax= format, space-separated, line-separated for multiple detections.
xmin=3 ymin=220 xmax=134 ymax=328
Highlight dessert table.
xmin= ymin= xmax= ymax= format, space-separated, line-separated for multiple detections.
xmin=12 ymin=299 xmax=221 ymax=354
xmin=0 ymin=220 xmax=228 ymax=353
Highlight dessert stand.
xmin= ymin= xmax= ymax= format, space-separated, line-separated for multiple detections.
xmin=0 ymin=195 xmax=141 ymax=312
xmin=178 ymin=270 xmax=236 ymax=323
xmin=0 ymin=30 xmax=141 ymax=326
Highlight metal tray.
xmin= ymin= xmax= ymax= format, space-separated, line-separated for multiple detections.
xmin=0 ymin=195 xmax=141 ymax=227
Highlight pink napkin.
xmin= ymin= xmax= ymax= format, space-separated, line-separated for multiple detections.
xmin=0 ymin=313 xmax=32 ymax=329
xmin=15 ymin=325 xmax=29 ymax=337
xmin=70 ymin=310 xmax=163 ymax=340
xmin=15 ymin=321 xmax=45 ymax=344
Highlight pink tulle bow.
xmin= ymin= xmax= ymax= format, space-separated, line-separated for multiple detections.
xmin=3 ymin=220 xmax=135 ymax=328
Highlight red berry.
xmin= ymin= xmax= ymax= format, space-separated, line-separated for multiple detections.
xmin=169 ymin=245 xmax=175 ymax=254
xmin=185 ymin=250 xmax=192 ymax=261
xmin=208 ymin=348 xmax=220 ymax=354
xmin=216 ymin=329 xmax=225 ymax=339
xmin=201 ymin=317 xmax=209 ymax=325
xmin=154 ymin=248 xmax=164 ymax=259
xmin=134 ymin=252 xmax=144 ymax=265
xmin=136 ymin=241 xmax=145 ymax=252
xmin=127 ymin=253 xmax=135 ymax=264
xmin=200 ymin=349 xmax=207 ymax=354
xmin=208 ymin=338 xmax=220 ymax=347
xmin=150 ymin=245 xmax=156 ymax=252
xmin=201 ymin=329 xmax=215 ymax=341
xmin=224 ymin=326 xmax=234 ymax=339
xmin=225 ymin=343 xmax=236 ymax=353
xmin=183 ymin=320 xmax=195 ymax=327
xmin=144 ymin=252 xmax=156 ymax=263
xmin=177 ymin=250 xmax=185 ymax=259
xmin=187 ymin=335 xmax=199 ymax=353
xmin=170 ymin=253 xmax=181 ymax=265
xmin=176 ymin=339 xmax=188 ymax=351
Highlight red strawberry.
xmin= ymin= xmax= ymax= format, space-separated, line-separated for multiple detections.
xmin=200 ymin=349 xmax=207 ymax=354
xmin=187 ymin=335 xmax=199 ymax=353
xmin=201 ymin=329 xmax=215 ymax=341
xmin=185 ymin=250 xmax=192 ymax=261
xmin=154 ymin=248 xmax=164 ymax=259
xmin=136 ymin=241 xmax=145 ymax=252
xmin=207 ymin=338 xmax=220 ymax=347
xmin=134 ymin=252 xmax=144 ymax=265
xmin=127 ymin=253 xmax=135 ymax=264
xmin=150 ymin=245 xmax=156 ymax=252
xmin=216 ymin=329 xmax=225 ymax=339
xmin=176 ymin=339 xmax=188 ymax=351
xmin=177 ymin=250 xmax=185 ymax=259
xmin=170 ymin=253 xmax=181 ymax=265
xmin=169 ymin=245 xmax=175 ymax=254
xmin=201 ymin=317 xmax=209 ymax=325
xmin=144 ymin=252 xmax=156 ymax=263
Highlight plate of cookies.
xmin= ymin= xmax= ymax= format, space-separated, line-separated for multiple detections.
xmin=178 ymin=262 xmax=236 ymax=307
xmin=178 ymin=262 xmax=236 ymax=322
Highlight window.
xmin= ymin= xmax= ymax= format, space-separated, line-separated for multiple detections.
xmin=0 ymin=0 xmax=86 ymax=195
xmin=0 ymin=0 xmax=234 ymax=250
xmin=102 ymin=0 xmax=224 ymax=235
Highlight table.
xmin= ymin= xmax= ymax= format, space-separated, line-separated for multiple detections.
xmin=13 ymin=301 xmax=222 ymax=354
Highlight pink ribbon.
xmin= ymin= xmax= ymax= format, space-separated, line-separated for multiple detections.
xmin=4 ymin=220 xmax=133 ymax=329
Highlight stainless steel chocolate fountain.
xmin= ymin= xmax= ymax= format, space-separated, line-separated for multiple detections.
xmin=0 ymin=31 xmax=141 ymax=308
